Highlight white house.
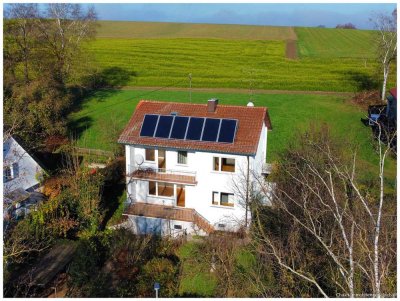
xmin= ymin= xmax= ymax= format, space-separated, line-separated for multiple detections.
xmin=3 ymin=136 xmax=46 ymax=219
xmin=118 ymin=99 xmax=272 ymax=236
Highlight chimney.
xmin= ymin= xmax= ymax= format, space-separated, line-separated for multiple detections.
xmin=207 ymin=98 xmax=218 ymax=113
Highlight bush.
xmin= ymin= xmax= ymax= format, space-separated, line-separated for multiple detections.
xmin=137 ymin=258 xmax=178 ymax=297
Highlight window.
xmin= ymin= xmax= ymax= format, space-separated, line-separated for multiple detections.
xmin=145 ymin=148 xmax=155 ymax=161
xmin=221 ymin=158 xmax=235 ymax=172
xmin=213 ymin=157 xmax=220 ymax=171
xmin=212 ymin=192 xmax=234 ymax=207
xmin=213 ymin=157 xmax=235 ymax=172
xmin=149 ymin=181 xmax=157 ymax=195
xmin=174 ymin=225 xmax=182 ymax=230
xmin=212 ymin=191 xmax=219 ymax=205
xmin=177 ymin=151 xmax=187 ymax=164
xmin=12 ymin=162 xmax=19 ymax=178
xmin=220 ymin=193 xmax=234 ymax=206
xmin=4 ymin=166 xmax=12 ymax=182
xmin=158 ymin=182 xmax=174 ymax=197
xmin=148 ymin=181 xmax=174 ymax=197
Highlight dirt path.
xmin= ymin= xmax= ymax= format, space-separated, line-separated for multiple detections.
xmin=286 ymin=39 xmax=298 ymax=59
xmin=118 ymin=86 xmax=354 ymax=97
xmin=285 ymin=27 xmax=298 ymax=59
xmin=287 ymin=26 xmax=298 ymax=40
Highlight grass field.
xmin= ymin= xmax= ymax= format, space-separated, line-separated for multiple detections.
xmin=68 ymin=88 xmax=396 ymax=184
xmin=96 ymin=20 xmax=297 ymax=40
xmin=82 ymin=21 xmax=396 ymax=92
xmin=295 ymin=27 xmax=378 ymax=58
xmin=84 ymin=38 xmax=391 ymax=92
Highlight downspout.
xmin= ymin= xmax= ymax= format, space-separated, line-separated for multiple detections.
xmin=245 ymin=155 xmax=250 ymax=228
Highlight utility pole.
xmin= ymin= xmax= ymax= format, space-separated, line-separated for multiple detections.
xmin=188 ymin=73 xmax=192 ymax=103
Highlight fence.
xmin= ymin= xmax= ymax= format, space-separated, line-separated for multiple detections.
xmin=73 ymin=147 xmax=114 ymax=158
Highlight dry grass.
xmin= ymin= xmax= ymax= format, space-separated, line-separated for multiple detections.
xmin=96 ymin=21 xmax=297 ymax=40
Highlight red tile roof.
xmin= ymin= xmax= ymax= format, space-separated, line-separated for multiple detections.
xmin=118 ymin=100 xmax=272 ymax=156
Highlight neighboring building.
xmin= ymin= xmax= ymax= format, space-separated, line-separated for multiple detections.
xmin=3 ymin=136 xmax=46 ymax=220
xmin=364 ymin=87 xmax=397 ymax=150
xmin=118 ymin=99 xmax=272 ymax=236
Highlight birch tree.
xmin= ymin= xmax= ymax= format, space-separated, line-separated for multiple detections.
xmin=251 ymin=124 xmax=396 ymax=297
xmin=371 ymin=9 xmax=397 ymax=101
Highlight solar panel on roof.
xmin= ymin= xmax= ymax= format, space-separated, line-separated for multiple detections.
xmin=186 ymin=117 xmax=205 ymax=141
xmin=217 ymin=119 xmax=237 ymax=143
xmin=140 ymin=114 xmax=237 ymax=144
xmin=140 ymin=114 xmax=159 ymax=137
xmin=154 ymin=115 xmax=174 ymax=138
xmin=170 ymin=116 xmax=189 ymax=139
xmin=201 ymin=118 xmax=221 ymax=142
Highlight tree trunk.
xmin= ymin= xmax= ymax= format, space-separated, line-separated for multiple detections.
xmin=381 ymin=65 xmax=389 ymax=101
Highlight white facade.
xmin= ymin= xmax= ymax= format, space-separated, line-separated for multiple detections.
xmin=3 ymin=137 xmax=45 ymax=195
xmin=124 ymin=123 xmax=268 ymax=235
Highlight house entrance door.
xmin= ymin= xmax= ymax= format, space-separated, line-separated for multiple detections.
xmin=177 ymin=185 xmax=185 ymax=207
xmin=158 ymin=149 xmax=166 ymax=170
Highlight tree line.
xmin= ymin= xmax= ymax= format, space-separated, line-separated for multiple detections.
xmin=3 ymin=3 xmax=97 ymax=149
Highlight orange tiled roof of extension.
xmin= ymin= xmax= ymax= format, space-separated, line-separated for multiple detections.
xmin=118 ymin=100 xmax=272 ymax=156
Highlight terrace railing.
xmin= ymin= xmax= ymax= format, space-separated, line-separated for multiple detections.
xmin=127 ymin=165 xmax=197 ymax=185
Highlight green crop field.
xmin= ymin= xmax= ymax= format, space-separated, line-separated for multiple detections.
xmin=295 ymin=27 xmax=378 ymax=58
xmin=96 ymin=21 xmax=297 ymax=40
xmin=84 ymin=37 xmax=394 ymax=92
xmin=68 ymin=89 xmax=396 ymax=184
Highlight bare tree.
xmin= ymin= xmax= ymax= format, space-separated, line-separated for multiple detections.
xmin=4 ymin=4 xmax=39 ymax=84
xmin=370 ymin=9 xmax=397 ymax=101
xmin=251 ymin=124 xmax=396 ymax=297
xmin=37 ymin=3 xmax=97 ymax=84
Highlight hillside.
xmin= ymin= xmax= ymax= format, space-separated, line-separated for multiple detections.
xmin=83 ymin=21 xmax=395 ymax=92
xmin=295 ymin=27 xmax=377 ymax=58
xmin=96 ymin=20 xmax=297 ymax=40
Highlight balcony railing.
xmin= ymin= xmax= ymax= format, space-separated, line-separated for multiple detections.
xmin=127 ymin=165 xmax=197 ymax=185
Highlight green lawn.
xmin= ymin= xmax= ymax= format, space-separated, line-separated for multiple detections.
xmin=177 ymin=241 xmax=217 ymax=297
xmin=295 ymin=27 xmax=378 ymax=58
xmin=68 ymin=89 xmax=396 ymax=183
xmin=82 ymin=37 xmax=394 ymax=92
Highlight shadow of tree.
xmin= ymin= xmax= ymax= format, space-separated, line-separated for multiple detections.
xmin=99 ymin=158 xmax=126 ymax=230
xmin=339 ymin=70 xmax=379 ymax=91
xmin=67 ymin=116 xmax=93 ymax=142
xmin=69 ymin=66 xmax=137 ymax=112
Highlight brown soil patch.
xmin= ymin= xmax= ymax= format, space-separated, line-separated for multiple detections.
xmin=286 ymin=39 xmax=298 ymax=59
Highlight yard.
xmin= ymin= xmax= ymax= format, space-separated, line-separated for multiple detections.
xmin=69 ymin=88 xmax=396 ymax=188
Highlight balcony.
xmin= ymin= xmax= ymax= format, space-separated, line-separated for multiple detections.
xmin=127 ymin=165 xmax=197 ymax=185
xmin=124 ymin=202 xmax=214 ymax=234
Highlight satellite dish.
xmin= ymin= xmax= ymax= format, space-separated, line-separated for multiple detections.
xmin=135 ymin=154 xmax=144 ymax=166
